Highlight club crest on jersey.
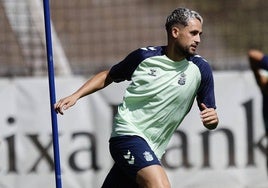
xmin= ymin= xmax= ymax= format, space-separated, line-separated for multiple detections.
xmin=143 ymin=151 xmax=154 ymax=161
xmin=178 ymin=72 xmax=186 ymax=85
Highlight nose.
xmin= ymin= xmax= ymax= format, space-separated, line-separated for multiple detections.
xmin=195 ymin=34 xmax=201 ymax=43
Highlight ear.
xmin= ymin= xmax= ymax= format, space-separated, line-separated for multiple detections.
xmin=171 ymin=26 xmax=180 ymax=38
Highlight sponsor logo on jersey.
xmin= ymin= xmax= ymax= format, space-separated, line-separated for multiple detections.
xmin=148 ymin=68 xmax=157 ymax=76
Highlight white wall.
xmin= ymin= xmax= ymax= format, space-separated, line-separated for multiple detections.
xmin=0 ymin=71 xmax=267 ymax=188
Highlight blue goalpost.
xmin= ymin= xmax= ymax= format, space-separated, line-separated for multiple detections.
xmin=42 ymin=0 xmax=62 ymax=188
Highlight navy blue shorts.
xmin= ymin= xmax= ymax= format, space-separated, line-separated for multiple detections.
xmin=101 ymin=135 xmax=161 ymax=188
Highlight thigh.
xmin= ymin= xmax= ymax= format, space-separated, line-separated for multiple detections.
xmin=101 ymin=164 xmax=138 ymax=188
xmin=137 ymin=165 xmax=171 ymax=188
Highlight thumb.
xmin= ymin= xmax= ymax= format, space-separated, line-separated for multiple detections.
xmin=200 ymin=103 xmax=208 ymax=110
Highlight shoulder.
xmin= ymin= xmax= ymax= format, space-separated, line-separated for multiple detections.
xmin=109 ymin=46 xmax=165 ymax=82
xmin=187 ymin=55 xmax=213 ymax=75
xmin=116 ymin=46 xmax=165 ymax=65
xmin=118 ymin=45 xmax=165 ymax=68
xmin=131 ymin=46 xmax=165 ymax=59
xmin=187 ymin=55 xmax=211 ymax=68
xmin=187 ymin=55 xmax=215 ymax=88
xmin=139 ymin=46 xmax=165 ymax=54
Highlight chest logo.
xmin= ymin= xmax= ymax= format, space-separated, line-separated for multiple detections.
xmin=148 ymin=69 xmax=157 ymax=76
xmin=178 ymin=72 xmax=186 ymax=85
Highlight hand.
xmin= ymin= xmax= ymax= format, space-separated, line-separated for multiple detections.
xmin=200 ymin=103 xmax=218 ymax=130
xmin=248 ymin=49 xmax=263 ymax=71
xmin=54 ymin=95 xmax=78 ymax=115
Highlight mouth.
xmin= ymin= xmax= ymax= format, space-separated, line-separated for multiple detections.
xmin=190 ymin=45 xmax=197 ymax=51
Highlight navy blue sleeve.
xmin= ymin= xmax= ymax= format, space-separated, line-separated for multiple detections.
xmin=108 ymin=46 xmax=164 ymax=82
xmin=189 ymin=55 xmax=216 ymax=110
xmin=260 ymin=55 xmax=268 ymax=70
xmin=108 ymin=48 xmax=144 ymax=82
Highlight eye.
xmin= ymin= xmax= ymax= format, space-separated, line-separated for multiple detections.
xmin=191 ymin=30 xmax=202 ymax=36
xmin=191 ymin=31 xmax=199 ymax=36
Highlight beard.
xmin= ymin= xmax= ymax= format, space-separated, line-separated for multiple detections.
xmin=176 ymin=43 xmax=197 ymax=57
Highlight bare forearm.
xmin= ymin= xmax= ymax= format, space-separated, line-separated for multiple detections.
xmin=252 ymin=69 xmax=262 ymax=86
xmin=73 ymin=70 xmax=113 ymax=99
xmin=251 ymin=69 xmax=268 ymax=93
xmin=54 ymin=70 xmax=113 ymax=115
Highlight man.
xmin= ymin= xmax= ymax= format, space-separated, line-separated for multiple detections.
xmin=248 ymin=49 xmax=268 ymax=175
xmin=248 ymin=49 xmax=268 ymax=136
xmin=55 ymin=7 xmax=219 ymax=188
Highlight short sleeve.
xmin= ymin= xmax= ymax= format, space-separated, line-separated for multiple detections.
xmin=189 ymin=55 xmax=216 ymax=110
xmin=260 ymin=55 xmax=268 ymax=70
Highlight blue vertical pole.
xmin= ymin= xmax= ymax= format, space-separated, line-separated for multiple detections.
xmin=42 ymin=0 xmax=62 ymax=188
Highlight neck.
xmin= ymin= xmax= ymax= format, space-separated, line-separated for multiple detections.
xmin=165 ymin=45 xmax=185 ymax=62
